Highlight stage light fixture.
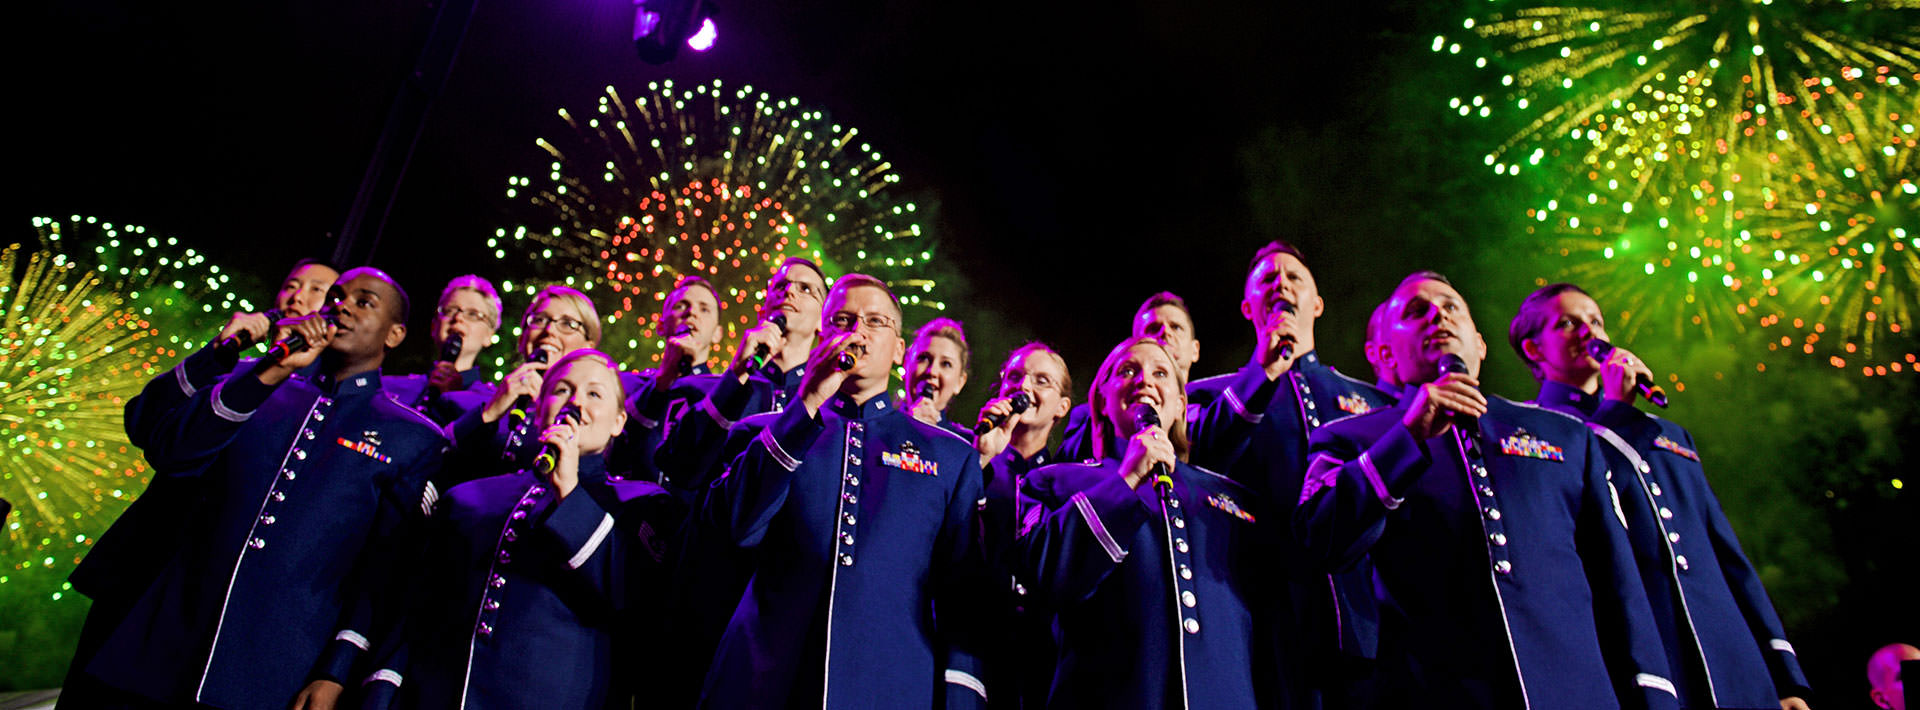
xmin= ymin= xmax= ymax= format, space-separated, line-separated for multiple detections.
xmin=634 ymin=0 xmax=717 ymax=63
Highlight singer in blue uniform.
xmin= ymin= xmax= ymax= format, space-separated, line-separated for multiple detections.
xmin=383 ymin=275 xmax=502 ymax=426
xmin=358 ymin=349 xmax=681 ymax=710
xmin=80 ymin=267 xmax=446 ymax=710
xmin=619 ymin=275 xmax=723 ymax=490
xmin=649 ymin=257 xmax=829 ymax=708
xmin=903 ymin=316 xmax=975 ymax=437
xmin=973 ymin=342 xmax=1074 ymax=709
xmin=1509 ymin=283 xmax=1811 ymax=710
xmin=1295 ymin=272 xmax=1678 ymax=710
xmin=65 ymin=259 xmax=341 ymax=706
xmin=699 ymin=274 xmax=989 ymax=709
xmin=1015 ymin=336 xmax=1267 ymax=710
xmin=1184 ymin=241 xmax=1394 ymax=709
xmin=1060 ymin=292 xmax=1209 ymax=462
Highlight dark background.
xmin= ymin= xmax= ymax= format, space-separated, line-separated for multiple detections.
xmin=10 ymin=0 xmax=1916 ymax=702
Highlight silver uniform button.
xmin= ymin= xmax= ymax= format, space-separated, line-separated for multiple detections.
xmin=498 ymin=551 xmax=512 ymax=564
xmin=484 ymin=599 xmax=500 ymax=611
xmin=1675 ymin=555 xmax=1690 ymax=570
xmin=313 ymin=412 xmax=325 ymax=422
xmin=1179 ymin=564 xmax=1192 ymax=580
xmin=1183 ymin=618 xmax=1200 ymax=634
xmin=1173 ymin=518 xmax=1185 ymax=529
xmin=271 ymin=491 xmax=286 ymax=502
xmin=1649 ymin=483 xmax=1663 ymax=496
xmin=260 ymin=515 xmax=276 ymax=525
xmin=839 ymin=554 xmax=854 ymax=566
xmin=1639 ymin=462 xmax=1651 ymax=473
xmin=1175 ymin=538 xmax=1189 ymax=553
xmin=840 ymin=533 xmax=854 ymax=545
xmin=1181 ymin=591 xmax=1197 ymax=608
xmin=1485 ymin=507 xmax=1502 ymax=521
xmin=504 ymin=528 xmax=518 ymax=542
xmin=1659 ymin=507 xmax=1673 ymax=519
xmin=844 ymin=513 xmax=857 ymax=526
xmin=477 ymin=622 xmax=493 ymax=636
xmin=490 ymin=575 xmax=506 ymax=588
xmin=1478 ymin=485 xmax=1495 ymax=497
xmin=283 ymin=470 xmax=297 ymax=481
xmin=1490 ymin=533 xmax=1507 ymax=546
xmin=1495 ymin=560 xmax=1513 ymax=574
xmin=1169 ymin=499 xmax=1180 ymax=509
xmin=294 ymin=449 xmax=307 ymax=460
xmin=845 ymin=494 xmax=858 ymax=505
xmin=1668 ymin=532 xmax=1680 ymax=544
xmin=303 ymin=430 xmax=317 ymax=441
xmin=847 ymin=453 xmax=861 ymax=464
xmin=248 ymin=537 xmax=266 ymax=549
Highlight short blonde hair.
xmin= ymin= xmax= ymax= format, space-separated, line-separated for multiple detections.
xmin=539 ymin=348 xmax=627 ymax=402
xmin=440 ymin=274 xmax=503 ymax=325
xmin=524 ymin=285 xmax=603 ymax=344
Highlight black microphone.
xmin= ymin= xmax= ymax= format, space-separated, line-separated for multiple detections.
xmin=1435 ymin=353 xmax=1482 ymax=440
xmin=1128 ymin=402 xmax=1173 ymax=490
xmin=833 ymin=343 xmax=863 ymax=372
xmin=974 ymin=390 xmax=1033 ymax=435
xmin=264 ymin=285 xmax=346 ymax=364
xmin=1584 ymin=339 xmax=1670 ymax=408
xmin=415 ymin=333 xmax=465 ymax=408
xmin=912 ymin=380 xmax=937 ymax=408
xmin=532 ymin=404 xmax=583 ymax=475
xmin=1270 ymin=298 xmax=1298 ymax=361
xmin=668 ymin=326 xmax=695 ymax=376
xmin=749 ymin=313 xmax=789 ymax=369
xmin=507 ymin=348 xmax=551 ymax=428
xmin=214 ymin=308 xmax=283 ymax=354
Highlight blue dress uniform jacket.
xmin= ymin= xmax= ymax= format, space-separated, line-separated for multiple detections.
xmin=1536 ymin=383 xmax=1811 ymax=708
xmin=1014 ymin=456 xmax=1267 ymax=710
xmin=619 ymin=363 xmax=713 ymax=492
xmin=358 ymin=454 xmax=681 ymax=710
xmin=383 ymin=366 xmax=497 ymax=427
xmin=1058 ymin=388 xmax=1218 ymax=464
xmin=87 ymin=366 xmax=445 ymax=708
xmin=700 ymin=393 xmax=990 ymax=709
xmin=978 ymin=446 xmax=1056 ymax=710
xmin=654 ymin=361 xmax=805 ymax=488
xmin=1184 ymin=352 xmax=1395 ymax=707
xmin=1295 ymin=396 xmax=1679 ymax=710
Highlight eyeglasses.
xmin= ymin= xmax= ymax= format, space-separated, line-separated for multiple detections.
xmin=772 ymin=277 xmax=822 ymax=300
xmin=526 ymin=313 xmax=587 ymax=335
xmin=438 ymin=306 xmax=495 ymax=325
xmin=827 ymin=311 xmax=898 ymax=333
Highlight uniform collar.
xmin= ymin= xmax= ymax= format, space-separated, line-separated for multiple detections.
xmin=1537 ymin=380 xmax=1600 ymax=419
xmin=691 ymin=362 xmax=713 ymax=377
xmin=458 ymin=367 xmax=483 ymax=388
xmin=574 ymin=452 xmax=609 ymax=480
xmin=825 ymin=391 xmax=895 ymax=421
xmin=310 ymin=367 xmax=386 ymax=397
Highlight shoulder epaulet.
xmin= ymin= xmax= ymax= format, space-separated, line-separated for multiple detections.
xmin=1187 ymin=372 xmax=1235 ymax=390
xmin=382 ymin=393 xmax=456 ymax=442
xmin=1500 ymin=396 xmax=1586 ymax=424
xmin=1185 ymin=462 xmax=1237 ymax=484
xmin=1325 ymin=366 xmax=1379 ymax=390
xmin=915 ymin=418 xmax=974 ymax=448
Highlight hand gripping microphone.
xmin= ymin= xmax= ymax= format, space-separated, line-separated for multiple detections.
xmin=532 ymin=404 xmax=583 ymax=475
xmin=1584 ymin=338 xmax=1670 ymax=408
xmin=1128 ymin=402 xmax=1174 ymax=491
xmin=264 ymin=285 xmax=346 ymax=363
xmin=974 ymin=390 xmax=1033 ymax=435
xmin=749 ymin=314 xmax=789 ymax=370
xmin=214 ymin=308 xmax=283 ymax=355
xmin=507 ymin=348 xmax=551 ymax=429
xmin=668 ymin=326 xmax=695 ymax=377
xmin=414 ymin=333 xmax=465 ymax=408
xmin=1270 ymin=299 xmax=1298 ymax=361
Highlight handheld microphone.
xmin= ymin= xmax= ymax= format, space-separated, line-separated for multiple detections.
xmin=1128 ymin=402 xmax=1174 ymax=490
xmin=833 ymin=343 xmax=863 ymax=372
xmin=1271 ymin=299 xmax=1298 ymax=361
xmin=912 ymin=380 xmax=937 ymax=408
xmin=974 ymin=390 xmax=1033 ymax=435
xmin=264 ymin=286 xmax=346 ymax=364
xmin=1435 ymin=353 xmax=1483 ymax=441
xmin=668 ymin=326 xmax=695 ymax=377
xmin=507 ymin=348 xmax=551 ymax=428
xmin=532 ymin=404 xmax=583 ymax=475
xmin=215 ymin=308 xmax=283 ymax=354
xmin=414 ymin=333 xmax=465 ymax=408
xmin=1584 ymin=339 xmax=1670 ymax=408
xmin=749 ymin=314 xmax=789 ymax=370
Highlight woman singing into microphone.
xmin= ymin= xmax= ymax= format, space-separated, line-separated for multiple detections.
xmin=360 ymin=348 xmax=680 ymax=709
xmin=1013 ymin=336 xmax=1269 ymax=709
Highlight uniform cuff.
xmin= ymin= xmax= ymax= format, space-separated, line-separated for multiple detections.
xmin=310 ymin=636 xmax=365 ymax=684
xmin=1072 ymin=474 xmax=1154 ymax=563
xmin=214 ymin=371 xmax=278 ymax=420
xmin=1222 ymin=367 xmax=1282 ymax=423
xmin=544 ymin=491 xmax=616 ymax=569
xmin=1367 ymin=423 xmax=1435 ymax=500
xmin=759 ymin=404 xmax=826 ymax=472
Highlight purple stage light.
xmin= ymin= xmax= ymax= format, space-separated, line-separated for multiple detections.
xmin=687 ymin=18 xmax=716 ymax=51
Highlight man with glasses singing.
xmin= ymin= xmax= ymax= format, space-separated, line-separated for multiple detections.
xmin=383 ymin=275 xmax=503 ymax=425
xmin=699 ymin=273 xmax=989 ymax=709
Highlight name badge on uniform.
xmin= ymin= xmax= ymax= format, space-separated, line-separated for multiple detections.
xmin=338 ymin=437 xmax=393 ymax=464
xmin=1336 ymin=394 xmax=1373 ymax=415
xmin=881 ymin=440 xmax=938 ymax=476
xmin=1498 ymin=430 xmax=1565 ymax=462
xmin=1206 ymin=493 xmax=1256 ymax=523
xmin=1653 ymin=436 xmax=1700 ymax=461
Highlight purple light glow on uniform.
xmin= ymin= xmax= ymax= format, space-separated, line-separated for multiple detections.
xmin=687 ymin=18 xmax=717 ymax=51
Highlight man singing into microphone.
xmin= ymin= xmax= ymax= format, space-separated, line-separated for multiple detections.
xmin=1509 ymin=283 xmax=1811 ymax=710
xmin=383 ymin=274 xmax=502 ymax=425
xmin=1295 ymin=271 xmax=1677 ymax=710
xmin=1184 ymin=240 xmax=1394 ymax=709
xmin=621 ymin=275 xmax=724 ymax=488
xmin=1013 ymin=335 xmax=1265 ymax=709
xmin=904 ymin=316 xmax=974 ymax=437
xmin=700 ymin=274 xmax=988 ymax=709
xmin=79 ymin=267 xmax=446 ymax=710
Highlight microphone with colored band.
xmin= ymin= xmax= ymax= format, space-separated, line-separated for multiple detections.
xmin=507 ymin=348 xmax=551 ymax=429
xmin=834 ymin=343 xmax=863 ymax=372
xmin=1270 ymin=299 xmax=1298 ymax=361
xmin=263 ymin=286 xmax=346 ymax=364
xmin=1584 ymin=339 xmax=1670 ymax=408
xmin=1129 ymin=402 xmax=1174 ymax=491
xmin=215 ymin=308 xmax=283 ymax=354
xmin=532 ymin=404 xmax=583 ymax=475
xmin=750 ymin=314 xmax=789 ymax=370
xmin=974 ymin=390 xmax=1032 ymax=435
